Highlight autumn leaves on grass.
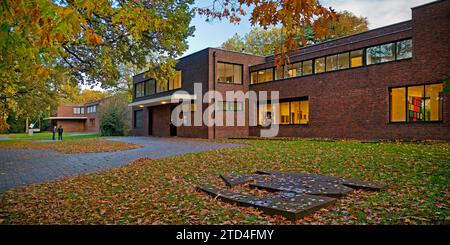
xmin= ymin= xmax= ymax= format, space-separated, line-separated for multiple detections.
xmin=0 ymin=138 xmax=142 ymax=154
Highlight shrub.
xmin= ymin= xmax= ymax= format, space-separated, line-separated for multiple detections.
xmin=99 ymin=93 xmax=131 ymax=136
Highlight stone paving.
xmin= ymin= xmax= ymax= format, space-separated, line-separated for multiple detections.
xmin=0 ymin=137 xmax=242 ymax=193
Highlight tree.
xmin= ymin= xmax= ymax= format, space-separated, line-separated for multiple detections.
xmin=220 ymin=11 xmax=368 ymax=56
xmin=196 ymin=0 xmax=336 ymax=65
xmin=99 ymin=93 xmax=131 ymax=136
xmin=1 ymin=0 xmax=194 ymax=129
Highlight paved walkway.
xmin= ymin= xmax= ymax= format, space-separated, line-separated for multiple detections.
xmin=0 ymin=137 xmax=242 ymax=193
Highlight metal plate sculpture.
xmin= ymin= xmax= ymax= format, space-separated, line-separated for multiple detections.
xmin=199 ymin=170 xmax=387 ymax=220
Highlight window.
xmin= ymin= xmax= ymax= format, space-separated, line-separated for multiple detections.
xmin=145 ymin=79 xmax=156 ymax=96
xmin=315 ymin=57 xmax=325 ymax=74
xmin=367 ymin=43 xmax=396 ymax=65
xmin=73 ymin=107 xmax=84 ymax=114
xmin=390 ymin=83 xmax=443 ymax=123
xmin=89 ymin=119 xmax=95 ymax=128
xmin=135 ymin=82 xmax=145 ymax=98
xmin=302 ymin=60 xmax=313 ymax=75
xmin=350 ymin=50 xmax=363 ymax=68
xmin=379 ymin=43 xmax=395 ymax=63
xmin=390 ymin=87 xmax=406 ymax=122
xmin=134 ymin=110 xmax=143 ymax=128
xmin=181 ymin=103 xmax=198 ymax=112
xmin=285 ymin=62 xmax=302 ymax=78
xmin=337 ymin=52 xmax=350 ymax=70
xmin=396 ymin=39 xmax=412 ymax=60
xmin=326 ymin=55 xmax=338 ymax=72
xmin=258 ymin=98 xmax=309 ymax=125
xmin=251 ymin=72 xmax=258 ymax=84
xmin=275 ymin=66 xmax=284 ymax=80
xmin=216 ymin=101 xmax=243 ymax=111
xmin=217 ymin=62 xmax=242 ymax=84
xmin=87 ymin=105 xmax=96 ymax=114
xmin=253 ymin=68 xmax=273 ymax=84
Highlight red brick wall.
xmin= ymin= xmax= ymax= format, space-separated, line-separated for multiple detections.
xmin=55 ymin=120 xmax=85 ymax=132
xmin=249 ymin=1 xmax=450 ymax=140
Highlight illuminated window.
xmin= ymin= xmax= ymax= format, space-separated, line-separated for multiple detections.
xmin=251 ymin=72 xmax=258 ymax=84
xmin=275 ymin=66 xmax=284 ymax=80
xmin=390 ymin=87 xmax=406 ymax=122
xmin=315 ymin=57 xmax=325 ymax=74
xmin=259 ymin=99 xmax=309 ymax=125
xmin=390 ymin=83 xmax=443 ymax=123
xmin=285 ymin=62 xmax=302 ymax=78
xmin=216 ymin=101 xmax=243 ymax=111
xmin=351 ymin=50 xmax=363 ymax=68
xmin=217 ymin=62 xmax=242 ymax=84
xmin=255 ymin=68 xmax=273 ymax=84
xmin=169 ymin=71 xmax=182 ymax=90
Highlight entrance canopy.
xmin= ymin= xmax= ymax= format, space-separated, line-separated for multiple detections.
xmin=128 ymin=93 xmax=196 ymax=107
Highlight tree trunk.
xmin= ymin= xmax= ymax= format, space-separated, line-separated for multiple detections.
xmin=25 ymin=117 xmax=29 ymax=133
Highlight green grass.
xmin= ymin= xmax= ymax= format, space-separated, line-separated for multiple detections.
xmin=1 ymin=132 xmax=100 ymax=141
xmin=0 ymin=139 xmax=448 ymax=225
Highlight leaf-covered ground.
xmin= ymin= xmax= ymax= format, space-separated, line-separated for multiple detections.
xmin=0 ymin=139 xmax=448 ymax=224
xmin=0 ymin=138 xmax=142 ymax=153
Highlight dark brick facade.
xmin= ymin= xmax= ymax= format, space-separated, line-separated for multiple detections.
xmin=131 ymin=0 xmax=450 ymax=140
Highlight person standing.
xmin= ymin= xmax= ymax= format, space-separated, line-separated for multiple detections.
xmin=52 ymin=126 xmax=57 ymax=140
xmin=58 ymin=125 xmax=64 ymax=141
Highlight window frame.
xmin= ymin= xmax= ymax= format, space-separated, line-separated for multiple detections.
xmin=133 ymin=110 xmax=144 ymax=128
xmin=216 ymin=61 xmax=244 ymax=85
xmin=257 ymin=97 xmax=309 ymax=126
xmin=389 ymin=82 xmax=444 ymax=124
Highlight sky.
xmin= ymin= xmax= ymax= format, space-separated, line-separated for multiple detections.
xmin=183 ymin=0 xmax=435 ymax=56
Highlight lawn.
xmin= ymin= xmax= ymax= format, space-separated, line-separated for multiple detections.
xmin=0 ymin=139 xmax=448 ymax=224
xmin=0 ymin=133 xmax=141 ymax=153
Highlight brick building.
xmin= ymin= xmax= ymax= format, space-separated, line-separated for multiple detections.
xmin=47 ymin=97 xmax=109 ymax=132
xmin=130 ymin=0 xmax=450 ymax=140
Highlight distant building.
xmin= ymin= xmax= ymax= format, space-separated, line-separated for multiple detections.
xmin=46 ymin=97 xmax=110 ymax=132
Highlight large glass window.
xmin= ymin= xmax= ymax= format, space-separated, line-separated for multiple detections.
xmin=285 ymin=62 xmax=302 ymax=78
xmin=379 ymin=43 xmax=395 ymax=63
xmin=135 ymin=82 xmax=145 ymax=98
xmin=259 ymin=99 xmax=309 ymax=125
xmin=390 ymin=83 xmax=443 ymax=123
xmin=366 ymin=46 xmax=381 ymax=65
xmin=351 ymin=50 xmax=363 ymax=68
xmin=251 ymin=72 xmax=258 ymax=84
xmin=396 ymin=39 xmax=412 ymax=60
xmin=134 ymin=110 xmax=143 ymax=128
xmin=390 ymin=87 xmax=406 ymax=122
xmin=256 ymin=68 xmax=273 ymax=84
xmin=87 ymin=105 xmax=96 ymax=114
xmin=326 ymin=55 xmax=338 ymax=72
xmin=217 ymin=62 xmax=242 ymax=84
xmin=302 ymin=60 xmax=313 ymax=75
xmin=315 ymin=57 xmax=325 ymax=74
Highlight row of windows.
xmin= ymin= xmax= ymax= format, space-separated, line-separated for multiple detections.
xmin=73 ymin=107 xmax=84 ymax=114
xmin=135 ymin=71 xmax=182 ymax=98
xmin=217 ymin=62 xmax=243 ymax=84
xmin=251 ymin=39 xmax=412 ymax=84
xmin=216 ymin=101 xmax=244 ymax=111
xmin=390 ymin=83 xmax=443 ymax=123
xmin=87 ymin=105 xmax=96 ymax=114
xmin=258 ymin=99 xmax=309 ymax=126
